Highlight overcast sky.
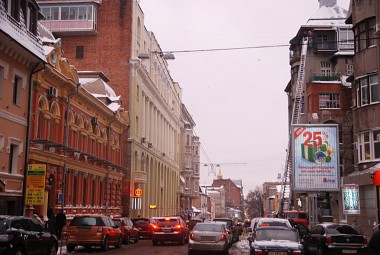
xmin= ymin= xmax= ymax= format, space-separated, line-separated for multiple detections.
xmin=138 ymin=0 xmax=351 ymax=196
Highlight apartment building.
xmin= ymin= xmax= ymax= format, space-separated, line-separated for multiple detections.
xmin=0 ymin=0 xmax=45 ymax=215
xmin=343 ymin=0 xmax=380 ymax=237
xmin=37 ymin=0 xmax=185 ymax=217
xmin=285 ymin=0 xmax=354 ymax=223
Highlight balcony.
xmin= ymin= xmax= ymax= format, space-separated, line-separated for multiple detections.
xmin=309 ymin=73 xmax=341 ymax=82
xmin=39 ymin=20 xmax=97 ymax=35
xmin=133 ymin=171 xmax=147 ymax=184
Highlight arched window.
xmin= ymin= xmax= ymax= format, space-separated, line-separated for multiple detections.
xmin=37 ymin=96 xmax=50 ymax=139
xmin=73 ymin=174 xmax=78 ymax=206
xmin=83 ymin=174 xmax=87 ymax=205
xmin=50 ymin=101 xmax=61 ymax=142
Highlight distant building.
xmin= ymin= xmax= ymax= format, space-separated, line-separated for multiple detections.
xmin=206 ymin=186 xmax=226 ymax=218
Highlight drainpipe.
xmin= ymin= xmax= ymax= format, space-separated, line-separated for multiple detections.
xmin=105 ymin=112 xmax=117 ymax=215
xmin=22 ymin=61 xmax=45 ymax=216
xmin=62 ymin=84 xmax=82 ymax=210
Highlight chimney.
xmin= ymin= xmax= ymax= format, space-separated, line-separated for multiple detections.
xmin=319 ymin=0 xmax=337 ymax=7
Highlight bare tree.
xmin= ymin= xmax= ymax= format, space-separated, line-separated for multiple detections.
xmin=245 ymin=187 xmax=264 ymax=219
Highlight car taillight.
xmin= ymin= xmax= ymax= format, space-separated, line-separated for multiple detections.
xmin=152 ymin=225 xmax=158 ymax=231
xmin=363 ymin=236 xmax=368 ymax=245
xmin=325 ymin=236 xmax=333 ymax=244
xmin=97 ymin=227 xmax=103 ymax=232
xmin=292 ymin=250 xmax=302 ymax=254
xmin=176 ymin=224 xmax=181 ymax=230
xmin=254 ymin=249 xmax=264 ymax=254
xmin=189 ymin=233 xmax=195 ymax=240
xmin=220 ymin=234 xmax=226 ymax=241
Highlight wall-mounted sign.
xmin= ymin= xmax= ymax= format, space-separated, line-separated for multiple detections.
xmin=134 ymin=188 xmax=143 ymax=197
xmin=25 ymin=164 xmax=46 ymax=205
xmin=149 ymin=204 xmax=157 ymax=209
xmin=342 ymin=184 xmax=360 ymax=214
xmin=292 ymin=124 xmax=340 ymax=191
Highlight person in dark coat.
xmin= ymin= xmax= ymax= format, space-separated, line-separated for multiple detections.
xmin=55 ymin=209 xmax=67 ymax=239
xmin=46 ymin=208 xmax=59 ymax=237
xmin=368 ymin=229 xmax=380 ymax=255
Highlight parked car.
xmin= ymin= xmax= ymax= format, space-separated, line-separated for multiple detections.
xmin=303 ymin=223 xmax=368 ymax=255
xmin=151 ymin=216 xmax=189 ymax=245
xmin=188 ymin=222 xmax=229 ymax=255
xmin=66 ymin=215 xmax=122 ymax=252
xmin=132 ymin=217 xmax=155 ymax=239
xmin=212 ymin=218 xmax=239 ymax=243
xmin=284 ymin=210 xmax=309 ymax=228
xmin=218 ymin=222 xmax=233 ymax=248
xmin=249 ymin=226 xmax=304 ymax=255
xmin=0 ymin=215 xmax=58 ymax=255
xmin=186 ymin=219 xmax=202 ymax=231
xmin=112 ymin=217 xmax=139 ymax=244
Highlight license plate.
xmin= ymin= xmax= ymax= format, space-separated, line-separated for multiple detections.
xmin=201 ymin=236 xmax=215 ymax=241
xmin=268 ymin=252 xmax=287 ymax=255
xmin=342 ymin=250 xmax=357 ymax=254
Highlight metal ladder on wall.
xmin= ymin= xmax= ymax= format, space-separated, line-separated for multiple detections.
xmin=279 ymin=36 xmax=309 ymax=215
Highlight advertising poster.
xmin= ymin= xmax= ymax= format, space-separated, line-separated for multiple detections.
xmin=342 ymin=184 xmax=360 ymax=214
xmin=292 ymin=124 xmax=340 ymax=191
xmin=25 ymin=164 xmax=46 ymax=205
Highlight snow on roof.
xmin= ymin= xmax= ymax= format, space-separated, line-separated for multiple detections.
xmin=306 ymin=5 xmax=348 ymax=26
xmin=341 ymin=75 xmax=352 ymax=87
xmin=0 ymin=8 xmax=45 ymax=61
xmin=80 ymin=77 xmax=117 ymax=98
xmin=107 ymin=102 xmax=121 ymax=112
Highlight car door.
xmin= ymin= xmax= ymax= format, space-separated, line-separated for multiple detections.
xmin=29 ymin=218 xmax=52 ymax=255
xmin=15 ymin=218 xmax=40 ymax=255
xmin=305 ymin=225 xmax=324 ymax=255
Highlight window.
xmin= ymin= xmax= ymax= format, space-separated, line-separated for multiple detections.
xmin=355 ymin=17 xmax=376 ymax=52
xmin=339 ymin=28 xmax=354 ymax=49
xmin=317 ymin=34 xmax=328 ymax=49
xmin=357 ymin=74 xmax=379 ymax=106
xmin=4 ymin=0 xmax=20 ymax=21
xmin=319 ymin=93 xmax=340 ymax=109
xmin=83 ymin=176 xmax=87 ymax=205
xmin=13 ymin=75 xmax=22 ymax=105
xmin=135 ymin=116 xmax=139 ymax=135
xmin=76 ymin=46 xmax=84 ymax=59
xmin=346 ymin=59 xmax=354 ymax=75
xmin=320 ymin=62 xmax=331 ymax=77
xmin=0 ymin=65 xmax=4 ymax=98
xmin=73 ymin=175 xmax=77 ymax=206
xmin=357 ymin=130 xmax=380 ymax=162
xmin=41 ymin=7 xmax=59 ymax=20
xmin=8 ymin=139 xmax=22 ymax=174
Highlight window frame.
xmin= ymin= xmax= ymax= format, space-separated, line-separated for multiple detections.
xmin=319 ymin=93 xmax=340 ymax=109
xmin=357 ymin=130 xmax=380 ymax=162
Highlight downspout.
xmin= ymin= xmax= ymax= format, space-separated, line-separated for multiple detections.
xmin=106 ymin=112 xmax=117 ymax=215
xmin=22 ymin=61 xmax=45 ymax=216
xmin=62 ymin=83 xmax=82 ymax=210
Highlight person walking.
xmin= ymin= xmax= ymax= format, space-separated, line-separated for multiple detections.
xmin=55 ymin=209 xmax=67 ymax=240
xmin=46 ymin=208 xmax=59 ymax=237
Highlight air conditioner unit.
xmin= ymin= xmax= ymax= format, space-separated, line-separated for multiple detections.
xmin=91 ymin=117 xmax=98 ymax=126
xmin=148 ymin=142 xmax=153 ymax=148
xmin=141 ymin=137 xmax=146 ymax=143
xmin=48 ymin=87 xmax=58 ymax=97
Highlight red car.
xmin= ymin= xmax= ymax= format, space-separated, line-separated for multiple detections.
xmin=112 ymin=217 xmax=140 ymax=244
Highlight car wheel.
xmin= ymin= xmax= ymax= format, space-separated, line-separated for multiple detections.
xmin=134 ymin=235 xmax=140 ymax=243
xmin=48 ymin=243 xmax=58 ymax=255
xmin=14 ymin=247 xmax=24 ymax=255
xmin=66 ymin=244 xmax=76 ymax=253
xmin=102 ymin=236 xmax=109 ymax=251
xmin=125 ymin=234 xmax=130 ymax=244
xmin=115 ymin=236 xmax=122 ymax=248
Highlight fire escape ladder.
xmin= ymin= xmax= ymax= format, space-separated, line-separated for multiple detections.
xmin=280 ymin=36 xmax=309 ymax=214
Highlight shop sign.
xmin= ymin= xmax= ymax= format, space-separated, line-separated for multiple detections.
xmin=134 ymin=188 xmax=143 ymax=197
xmin=342 ymin=184 xmax=360 ymax=214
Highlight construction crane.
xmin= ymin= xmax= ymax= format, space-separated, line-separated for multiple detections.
xmin=202 ymin=162 xmax=247 ymax=176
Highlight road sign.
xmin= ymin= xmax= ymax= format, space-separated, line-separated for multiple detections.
xmin=25 ymin=164 xmax=46 ymax=205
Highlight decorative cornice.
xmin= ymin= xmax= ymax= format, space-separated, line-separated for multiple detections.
xmin=0 ymin=109 xmax=27 ymax=126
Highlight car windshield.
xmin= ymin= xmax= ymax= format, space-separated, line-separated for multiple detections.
xmin=194 ymin=223 xmax=224 ymax=232
xmin=259 ymin=221 xmax=289 ymax=227
xmin=256 ymin=229 xmax=299 ymax=242
xmin=112 ymin=220 xmax=122 ymax=227
xmin=157 ymin=219 xmax=178 ymax=227
xmin=326 ymin=225 xmax=358 ymax=235
xmin=132 ymin=219 xmax=149 ymax=227
xmin=70 ymin=217 xmax=103 ymax=226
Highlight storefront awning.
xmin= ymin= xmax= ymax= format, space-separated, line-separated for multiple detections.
xmin=344 ymin=163 xmax=380 ymax=186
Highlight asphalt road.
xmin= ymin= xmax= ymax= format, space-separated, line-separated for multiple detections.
xmin=58 ymin=235 xmax=251 ymax=255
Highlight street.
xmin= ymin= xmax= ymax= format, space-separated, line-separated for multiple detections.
xmin=58 ymin=236 xmax=251 ymax=255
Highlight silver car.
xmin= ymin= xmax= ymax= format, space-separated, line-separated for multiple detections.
xmin=188 ymin=222 xmax=229 ymax=255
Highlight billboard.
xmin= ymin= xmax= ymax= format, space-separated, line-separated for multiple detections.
xmin=292 ymin=124 xmax=340 ymax=191
xmin=342 ymin=184 xmax=360 ymax=214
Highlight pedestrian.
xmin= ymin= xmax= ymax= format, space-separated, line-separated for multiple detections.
xmin=46 ymin=208 xmax=59 ymax=237
xmin=33 ymin=210 xmax=44 ymax=225
xmin=55 ymin=209 xmax=66 ymax=239
xmin=367 ymin=229 xmax=380 ymax=255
